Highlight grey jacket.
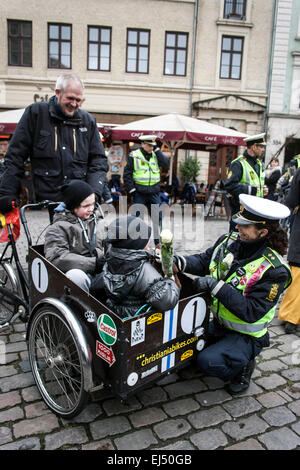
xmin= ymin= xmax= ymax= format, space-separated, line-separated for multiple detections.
xmin=103 ymin=247 xmax=180 ymax=319
xmin=44 ymin=206 xmax=103 ymax=274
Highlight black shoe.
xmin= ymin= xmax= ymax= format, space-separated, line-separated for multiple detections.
xmin=284 ymin=322 xmax=297 ymax=334
xmin=226 ymin=359 xmax=256 ymax=395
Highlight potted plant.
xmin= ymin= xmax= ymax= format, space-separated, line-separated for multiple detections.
xmin=179 ymin=156 xmax=201 ymax=184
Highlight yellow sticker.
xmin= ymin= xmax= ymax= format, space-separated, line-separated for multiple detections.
xmin=181 ymin=350 xmax=193 ymax=361
xmin=147 ymin=312 xmax=162 ymax=325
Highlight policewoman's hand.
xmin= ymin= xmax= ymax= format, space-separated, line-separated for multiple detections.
xmin=193 ymin=275 xmax=217 ymax=293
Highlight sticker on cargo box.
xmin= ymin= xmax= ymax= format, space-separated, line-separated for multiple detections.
xmin=147 ymin=312 xmax=162 ymax=325
xmin=85 ymin=310 xmax=96 ymax=323
xmin=97 ymin=314 xmax=117 ymax=346
xmin=141 ymin=365 xmax=158 ymax=379
xmin=161 ymin=352 xmax=175 ymax=372
xmin=31 ymin=258 xmax=48 ymax=293
xmin=127 ymin=372 xmax=138 ymax=387
xmin=131 ymin=317 xmax=145 ymax=346
xmin=163 ymin=305 xmax=178 ymax=344
xmin=181 ymin=297 xmax=206 ymax=334
xmin=181 ymin=349 xmax=193 ymax=361
xmin=96 ymin=340 xmax=116 ymax=366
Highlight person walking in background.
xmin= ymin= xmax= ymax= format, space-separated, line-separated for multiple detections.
xmin=123 ymin=135 xmax=170 ymax=247
xmin=0 ymin=73 xmax=108 ymax=213
xmin=225 ymin=133 xmax=268 ymax=230
xmin=264 ymin=157 xmax=281 ymax=201
xmin=278 ymin=166 xmax=300 ymax=334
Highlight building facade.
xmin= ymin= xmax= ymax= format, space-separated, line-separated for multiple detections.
xmin=265 ymin=0 xmax=300 ymax=168
xmin=0 ymin=0 xmax=275 ymax=183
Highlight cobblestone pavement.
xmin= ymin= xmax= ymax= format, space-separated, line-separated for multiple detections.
xmin=0 ymin=209 xmax=299 ymax=451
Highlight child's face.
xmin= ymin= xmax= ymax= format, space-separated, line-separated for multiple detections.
xmin=74 ymin=193 xmax=95 ymax=220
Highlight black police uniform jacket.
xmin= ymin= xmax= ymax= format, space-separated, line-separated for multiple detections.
xmin=183 ymin=234 xmax=290 ymax=346
xmin=285 ymin=167 xmax=300 ymax=266
xmin=0 ymin=96 xmax=108 ymax=201
xmin=224 ymin=150 xmax=263 ymax=214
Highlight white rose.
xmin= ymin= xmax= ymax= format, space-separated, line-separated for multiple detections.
xmin=160 ymin=229 xmax=173 ymax=244
xmin=222 ymin=253 xmax=234 ymax=266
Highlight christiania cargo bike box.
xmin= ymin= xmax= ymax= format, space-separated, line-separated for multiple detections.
xmin=27 ymin=244 xmax=209 ymax=419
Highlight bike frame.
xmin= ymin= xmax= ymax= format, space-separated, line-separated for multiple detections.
xmin=0 ymin=201 xmax=59 ymax=329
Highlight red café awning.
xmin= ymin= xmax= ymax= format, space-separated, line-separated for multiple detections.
xmin=99 ymin=113 xmax=248 ymax=148
xmin=0 ymin=109 xmax=25 ymax=134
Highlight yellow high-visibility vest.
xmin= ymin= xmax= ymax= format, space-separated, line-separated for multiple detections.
xmin=131 ymin=148 xmax=160 ymax=186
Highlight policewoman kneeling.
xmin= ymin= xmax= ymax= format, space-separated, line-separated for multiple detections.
xmin=174 ymin=194 xmax=291 ymax=394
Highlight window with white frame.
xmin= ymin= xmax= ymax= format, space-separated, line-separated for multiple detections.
xmin=164 ymin=31 xmax=188 ymax=76
xmin=164 ymin=32 xmax=188 ymax=76
xmin=88 ymin=26 xmax=111 ymax=71
xmin=48 ymin=23 xmax=72 ymax=69
xmin=126 ymin=29 xmax=150 ymax=73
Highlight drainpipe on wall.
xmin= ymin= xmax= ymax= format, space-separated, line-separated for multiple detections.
xmin=186 ymin=0 xmax=199 ymax=161
xmin=189 ymin=0 xmax=199 ymax=117
xmin=265 ymin=0 xmax=278 ymax=138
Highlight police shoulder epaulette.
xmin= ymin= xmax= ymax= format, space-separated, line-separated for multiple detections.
xmin=229 ymin=232 xmax=238 ymax=241
xmin=263 ymin=247 xmax=283 ymax=268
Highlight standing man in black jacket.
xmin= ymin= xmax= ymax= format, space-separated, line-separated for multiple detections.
xmin=0 ymin=73 xmax=108 ymax=212
xmin=123 ymin=135 xmax=170 ymax=247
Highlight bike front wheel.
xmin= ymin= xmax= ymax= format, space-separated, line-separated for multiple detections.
xmin=28 ymin=305 xmax=88 ymax=419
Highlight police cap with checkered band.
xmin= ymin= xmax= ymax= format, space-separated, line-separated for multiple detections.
xmin=232 ymin=194 xmax=290 ymax=226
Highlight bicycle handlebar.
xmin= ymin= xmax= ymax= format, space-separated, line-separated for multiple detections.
xmin=20 ymin=200 xmax=59 ymax=223
xmin=20 ymin=200 xmax=60 ymax=246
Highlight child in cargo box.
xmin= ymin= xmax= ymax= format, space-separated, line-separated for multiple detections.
xmin=44 ymin=180 xmax=105 ymax=291
xmin=90 ymin=215 xmax=180 ymax=319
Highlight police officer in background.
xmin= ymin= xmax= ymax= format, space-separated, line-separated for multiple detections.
xmin=225 ymin=133 xmax=268 ymax=230
xmin=174 ymin=194 xmax=291 ymax=394
xmin=123 ymin=135 xmax=170 ymax=247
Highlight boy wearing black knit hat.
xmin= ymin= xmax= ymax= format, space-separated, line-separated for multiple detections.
xmin=44 ymin=180 xmax=104 ymax=291
xmin=90 ymin=215 xmax=180 ymax=319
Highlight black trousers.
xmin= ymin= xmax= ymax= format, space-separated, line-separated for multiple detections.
xmin=197 ymin=320 xmax=263 ymax=382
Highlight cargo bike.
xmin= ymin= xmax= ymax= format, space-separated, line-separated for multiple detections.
xmin=0 ymin=201 xmax=210 ymax=419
